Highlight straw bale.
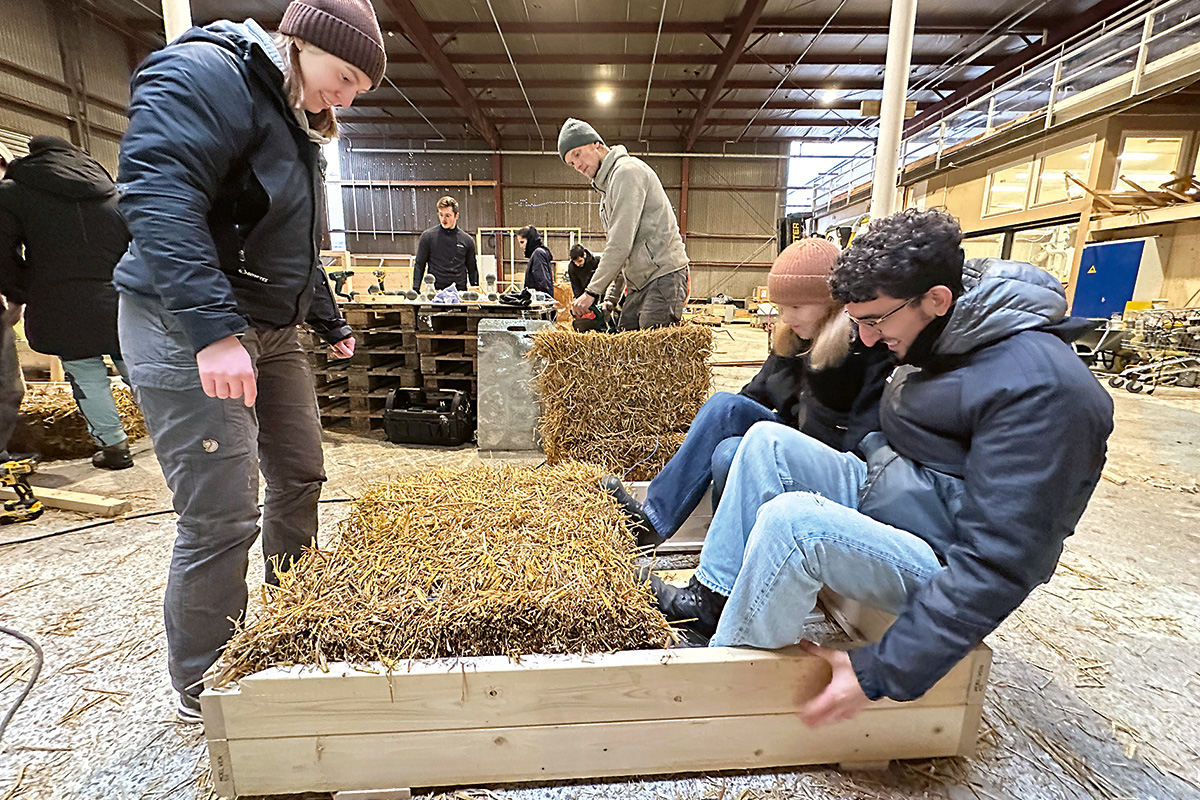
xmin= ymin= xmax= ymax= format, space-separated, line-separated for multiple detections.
xmin=9 ymin=382 xmax=146 ymax=459
xmin=528 ymin=325 xmax=712 ymax=480
xmin=216 ymin=462 xmax=671 ymax=683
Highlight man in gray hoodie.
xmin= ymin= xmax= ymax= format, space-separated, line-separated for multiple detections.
xmin=558 ymin=119 xmax=689 ymax=330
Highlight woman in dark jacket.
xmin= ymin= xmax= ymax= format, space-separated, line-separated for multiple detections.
xmin=605 ymin=238 xmax=893 ymax=548
xmin=113 ymin=0 xmax=384 ymax=722
xmin=517 ymin=225 xmax=556 ymax=296
xmin=568 ymin=243 xmax=605 ymax=332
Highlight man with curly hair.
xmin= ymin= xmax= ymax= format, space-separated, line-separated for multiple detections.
xmin=648 ymin=208 xmax=1113 ymax=724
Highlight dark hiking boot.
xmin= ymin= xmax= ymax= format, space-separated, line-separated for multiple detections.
xmin=92 ymin=439 xmax=133 ymax=470
xmin=601 ymin=475 xmax=666 ymax=549
xmin=647 ymin=573 xmax=727 ymax=645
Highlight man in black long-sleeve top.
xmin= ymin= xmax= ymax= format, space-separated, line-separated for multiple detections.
xmin=412 ymin=195 xmax=477 ymax=291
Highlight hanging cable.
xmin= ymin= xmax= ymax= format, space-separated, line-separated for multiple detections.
xmin=638 ymin=0 xmax=669 ymax=142
xmin=485 ymin=0 xmax=543 ymax=147
xmin=734 ymin=0 xmax=850 ymax=143
xmin=383 ymin=76 xmax=447 ymax=141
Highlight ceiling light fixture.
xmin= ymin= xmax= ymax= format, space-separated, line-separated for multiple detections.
xmin=821 ymin=89 xmax=838 ymax=105
xmin=596 ymin=89 xmax=613 ymax=104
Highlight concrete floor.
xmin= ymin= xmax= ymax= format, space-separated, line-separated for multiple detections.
xmin=0 ymin=323 xmax=1198 ymax=800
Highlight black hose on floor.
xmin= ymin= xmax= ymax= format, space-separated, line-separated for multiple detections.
xmin=0 ymin=625 xmax=43 ymax=745
xmin=0 ymin=497 xmax=356 ymax=549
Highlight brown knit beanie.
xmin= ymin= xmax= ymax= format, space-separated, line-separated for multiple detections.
xmin=767 ymin=237 xmax=842 ymax=306
xmin=280 ymin=0 xmax=387 ymax=88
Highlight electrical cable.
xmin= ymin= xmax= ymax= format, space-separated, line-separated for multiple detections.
xmin=0 ymin=498 xmax=356 ymax=549
xmin=0 ymin=625 xmax=43 ymax=746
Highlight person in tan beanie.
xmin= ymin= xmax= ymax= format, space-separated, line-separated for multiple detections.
xmin=604 ymin=237 xmax=893 ymax=553
xmin=114 ymin=0 xmax=384 ymax=722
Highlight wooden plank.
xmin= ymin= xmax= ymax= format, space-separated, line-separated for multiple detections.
xmin=0 ymin=486 xmax=130 ymax=517
xmin=207 ymin=643 xmax=978 ymax=740
xmin=215 ymin=705 xmax=969 ymax=795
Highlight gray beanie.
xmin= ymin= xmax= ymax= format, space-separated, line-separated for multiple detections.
xmin=558 ymin=118 xmax=604 ymax=161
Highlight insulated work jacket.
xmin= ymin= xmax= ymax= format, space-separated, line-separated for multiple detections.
xmin=849 ymin=259 xmax=1114 ymax=702
xmin=0 ymin=137 xmax=128 ymax=359
xmin=114 ymin=19 xmax=350 ymax=355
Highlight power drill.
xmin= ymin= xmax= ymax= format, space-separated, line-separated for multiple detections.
xmin=1 ymin=458 xmax=44 ymax=524
xmin=327 ymin=270 xmax=355 ymax=301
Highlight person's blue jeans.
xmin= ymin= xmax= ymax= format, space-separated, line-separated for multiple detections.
xmin=642 ymin=392 xmax=781 ymax=538
xmin=694 ymin=421 xmax=944 ymax=649
xmin=61 ymin=355 xmax=131 ymax=447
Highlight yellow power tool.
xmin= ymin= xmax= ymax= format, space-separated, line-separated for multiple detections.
xmin=2 ymin=458 xmax=44 ymax=524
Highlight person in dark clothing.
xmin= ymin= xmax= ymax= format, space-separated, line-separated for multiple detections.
xmin=114 ymin=0 xmax=383 ymax=723
xmin=517 ymin=225 xmax=555 ymax=296
xmin=568 ymin=243 xmax=604 ymax=332
xmin=0 ymin=136 xmax=135 ymax=469
xmin=0 ymin=150 xmax=24 ymax=463
xmin=412 ymin=196 xmax=477 ymax=292
xmin=604 ymin=238 xmax=891 ymax=548
xmin=649 ymin=209 xmax=1113 ymax=728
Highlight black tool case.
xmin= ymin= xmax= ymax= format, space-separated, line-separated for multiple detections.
xmin=382 ymin=388 xmax=474 ymax=446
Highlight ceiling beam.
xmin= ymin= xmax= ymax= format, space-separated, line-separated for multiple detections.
xmin=341 ymin=134 xmax=877 ymax=145
xmin=381 ymin=0 xmax=500 ymax=149
xmin=384 ymin=52 xmax=1004 ymax=67
xmin=339 ymin=115 xmax=866 ymax=128
xmin=124 ymin=16 xmax=1050 ymax=37
xmin=904 ymin=0 xmax=1142 ymax=136
xmin=355 ymin=97 xmax=869 ymax=111
xmin=686 ymin=0 xmax=770 ymax=150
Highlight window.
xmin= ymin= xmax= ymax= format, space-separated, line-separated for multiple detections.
xmin=788 ymin=140 xmax=873 ymax=213
xmin=1010 ymin=224 xmax=1077 ymax=283
xmin=1114 ymin=136 xmax=1184 ymax=190
xmin=1034 ymin=143 xmax=1092 ymax=205
xmin=961 ymin=233 xmax=1005 ymax=260
xmin=984 ymin=161 xmax=1034 ymax=216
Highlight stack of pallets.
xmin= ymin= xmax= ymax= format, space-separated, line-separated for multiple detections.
xmin=306 ymin=302 xmax=422 ymax=432
xmin=307 ymin=301 xmax=555 ymax=433
xmin=416 ymin=302 xmax=556 ymax=405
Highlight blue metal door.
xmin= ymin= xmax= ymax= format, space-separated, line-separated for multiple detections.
xmin=1072 ymin=240 xmax=1144 ymax=318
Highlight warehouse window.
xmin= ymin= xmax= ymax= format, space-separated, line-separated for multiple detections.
xmin=1011 ymin=223 xmax=1077 ymax=283
xmin=1114 ymin=135 xmax=1185 ymax=190
xmin=789 ymin=140 xmax=872 ymax=213
xmin=1033 ymin=142 xmax=1092 ymax=206
xmin=962 ymin=232 xmax=1005 ymax=260
xmin=984 ymin=160 xmax=1035 ymax=216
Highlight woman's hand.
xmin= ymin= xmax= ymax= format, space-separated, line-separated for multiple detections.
xmin=329 ymin=336 xmax=355 ymax=359
xmin=196 ymin=336 xmax=257 ymax=407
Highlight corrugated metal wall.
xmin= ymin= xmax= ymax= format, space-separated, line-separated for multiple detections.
xmin=0 ymin=0 xmax=130 ymax=175
xmin=342 ymin=143 xmax=785 ymax=301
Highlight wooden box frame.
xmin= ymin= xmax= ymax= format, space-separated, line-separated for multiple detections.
xmin=201 ymin=591 xmax=990 ymax=797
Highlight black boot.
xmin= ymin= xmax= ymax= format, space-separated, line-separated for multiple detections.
xmin=601 ymin=475 xmax=666 ymax=548
xmin=647 ymin=574 xmax=727 ymax=646
xmin=92 ymin=439 xmax=133 ymax=470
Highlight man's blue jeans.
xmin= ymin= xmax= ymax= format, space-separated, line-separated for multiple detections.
xmin=642 ymin=392 xmax=781 ymax=538
xmin=694 ymin=421 xmax=944 ymax=649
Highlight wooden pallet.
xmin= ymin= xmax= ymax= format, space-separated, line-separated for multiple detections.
xmin=201 ymin=590 xmax=990 ymax=797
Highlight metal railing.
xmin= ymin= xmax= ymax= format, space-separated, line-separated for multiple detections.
xmin=810 ymin=0 xmax=1200 ymax=215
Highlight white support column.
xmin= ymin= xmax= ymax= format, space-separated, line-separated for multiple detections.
xmin=869 ymin=0 xmax=918 ymax=221
xmin=161 ymin=0 xmax=193 ymax=43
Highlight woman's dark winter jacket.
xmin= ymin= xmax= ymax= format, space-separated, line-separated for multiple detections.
xmin=521 ymin=227 xmax=555 ymax=295
xmin=848 ymin=259 xmax=1114 ymax=704
xmin=568 ymin=249 xmax=599 ymax=297
xmin=114 ymin=19 xmax=350 ymax=355
xmin=739 ymin=338 xmax=893 ymax=455
xmin=0 ymin=136 xmax=128 ymax=360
